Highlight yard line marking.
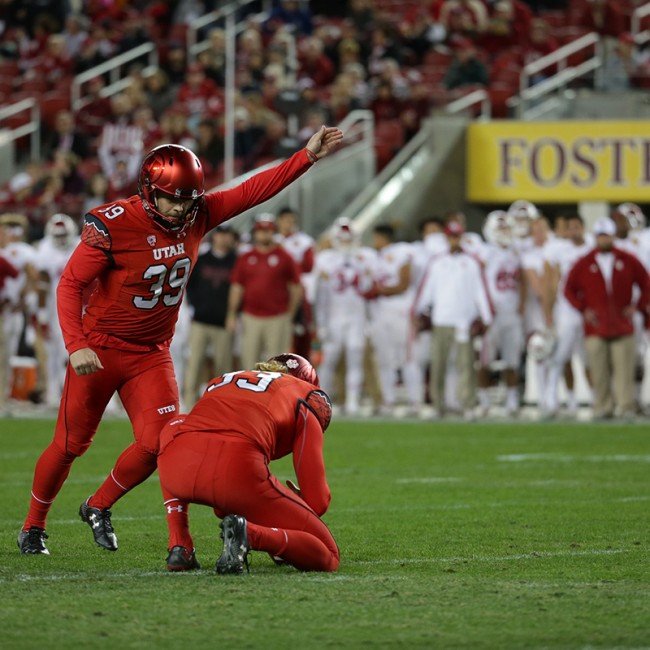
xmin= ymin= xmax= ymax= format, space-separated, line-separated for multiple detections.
xmin=0 ymin=550 xmax=627 ymax=584
xmin=0 ymin=549 xmax=630 ymax=584
xmin=498 ymin=453 xmax=650 ymax=463
xmin=616 ymin=496 xmax=650 ymax=502
xmin=350 ymin=548 xmax=626 ymax=566
xmin=396 ymin=477 xmax=463 ymax=484
xmin=0 ymin=514 xmax=165 ymax=526
xmin=5 ymin=571 xmax=167 ymax=583
xmin=0 ymin=476 xmax=111 ymax=487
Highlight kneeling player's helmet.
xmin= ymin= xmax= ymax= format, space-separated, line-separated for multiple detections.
xmin=267 ymin=352 xmax=319 ymax=387
xmin=138 ymin=144 xmax=205 ymax=235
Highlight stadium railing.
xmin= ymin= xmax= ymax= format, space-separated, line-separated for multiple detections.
xmin=0 ymin=98 xmax=40 ymax=165
xmin=514 ymin=32 xmax=603 ymax=120
xmin=71 ymin=43 xmax=159 ymax=112
xmin=631 ymin=1 xmax=650 ymax=45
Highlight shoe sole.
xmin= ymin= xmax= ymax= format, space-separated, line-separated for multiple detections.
xmin=216 ymin=516 xmax=249 ymax=575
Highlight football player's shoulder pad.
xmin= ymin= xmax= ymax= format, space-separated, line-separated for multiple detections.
xmin=301 ymin=389 xmax=332 ymax=432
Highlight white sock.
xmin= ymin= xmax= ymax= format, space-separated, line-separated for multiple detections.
xmin=478 ymin=388 xmax=490 ymax=409
xmin=566 ymin=390 xmax=577 ymax=410
xmin=506 ymin=387 xmax=519 ymax=410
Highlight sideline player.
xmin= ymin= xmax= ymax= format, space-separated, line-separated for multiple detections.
xmin=313 ymin=218 xmax=375 ymax=414
xmin=477 ymin=210 xmax=524 ymax=417
xmin=157 ymin=352 xmax=338 ymax=574
xmin=33 ymin=214 xmax=80 ymax=407
xmin=17 ymin=126 xmax=343 ymax=557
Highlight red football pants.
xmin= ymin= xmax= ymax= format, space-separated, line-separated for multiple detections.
xmin=158 ymin=434 xmax=339 ymax=572
xmin=23 ymin=346 xmax=179 ymax=530
xmin=56 ymin=345 xmax=179 ymax=456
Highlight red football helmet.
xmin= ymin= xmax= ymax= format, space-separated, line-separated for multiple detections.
xmin=267 ymin=352 xmax=319 ymax=387
xmin=138 ymin=144 xmax=205 ymax=235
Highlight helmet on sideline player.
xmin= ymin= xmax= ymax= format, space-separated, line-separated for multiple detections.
xmin=330 ymin=217 xmax=359 ymax=252
xmin=263 ymin=352 xmax=319 ymax=387
xmin=507 ymin=200 xmax=539 ymax=239
xmin=138 ymin=144 xmax=205 ymax=235
xmin=482 ymin=210 xmax=513 ymax=248
xmin=45 ymin=213 xmax=78 ymax=249
xmin=615 ymin=202 xmax=646 ymax=232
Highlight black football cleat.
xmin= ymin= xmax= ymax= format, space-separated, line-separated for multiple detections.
xmin=166 ymin=545 xmax=201 ymax=572
xmin=216 ymin=515 xmax=250 ymax=575
xmin=17 ymin=526 xmax=50 ymax=555
xmin=79 ymin=497 xmax=118 ymax=551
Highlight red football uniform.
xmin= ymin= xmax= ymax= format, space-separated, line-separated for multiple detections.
xmin=58 ymin=149 xmax=314 ymax=353
xmin=22 ymin=149 xmax=316 ymax=535
xmin=158 ymin=370 xmax=339 ymax=571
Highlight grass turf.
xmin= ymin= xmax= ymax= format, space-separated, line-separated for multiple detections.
xmin=1 ymin=416 xmax=649 ymax=649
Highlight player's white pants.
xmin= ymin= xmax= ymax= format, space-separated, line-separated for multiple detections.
xmin=545 ymin=312 xmax=585 ymax=413
xmin=479 ymin=314 xmax=523 ymax=369
xmin=45 ymin=325 xmax=68 ymax=406
xmin=170 ymin=303 xmax=192 ymax=406
xmin=4 ymin=310 xmax=24 ymax=360
xmin=370 ymin=308 xmax=421 ymax=407
xmin=318 ymin=316 xmax=365 ymax=411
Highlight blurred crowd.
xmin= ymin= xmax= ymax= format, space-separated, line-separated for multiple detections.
xmin=0 ymin=0 xmax=647 ymax=234
xmin=2 ymin=199 xmax=650 ymax=422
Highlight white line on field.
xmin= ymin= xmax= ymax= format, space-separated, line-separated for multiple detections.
xmin=0 ymin=549 xmax=627 ymax=584
xmin=616 ymin=495 xmax=650 ymax=502
xmin=0 ymin=476 xmax=112 ymax=487
xmin=497 ymin=453 xmax=650 ymax=463
xmin=350 ymin=548 xmax=626 ymax=566
xmin=0 ymin=514 xmax=166 ymax=526
xmin=395 ymin=477 xmax=463 ymax=484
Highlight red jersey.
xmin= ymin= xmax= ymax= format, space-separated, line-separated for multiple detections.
xmin=57 ymin=149 xmax=314 ymax=354
xmin=231 ymin=245 xmax=300 ymax=317
xmin=161 ymin=370 xmax=333 ymax=514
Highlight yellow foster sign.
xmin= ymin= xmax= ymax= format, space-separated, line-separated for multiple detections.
xmin=467 ymin=121 xmax=650 ymax=203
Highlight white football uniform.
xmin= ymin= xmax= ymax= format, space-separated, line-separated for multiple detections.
xmin=1 ymin=241 xmax=37 ymax=358
xmin=521 ymin=243 xmax=549 ymax=336
xmin=543 ymin=237 xmax=593 ymax=414
xmin=276 ymin=230 xmax=315 ymax=300
xmin=614 ymin=236 xmax=649 ymax=400
xmin=478 ymin=244 xmax=523 ymax=369
xmin=313 ymin=246 xmax=375 ymax=413
xmin=369 ymin=242 xmax=419 ymax=408
xmin=34 ymin=235 xmax=79 ymax=405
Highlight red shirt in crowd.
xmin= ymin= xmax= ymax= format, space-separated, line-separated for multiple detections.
xmin=231 ymin=244 xmax=301 ymax=317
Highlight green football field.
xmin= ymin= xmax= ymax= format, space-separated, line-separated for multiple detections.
xmin=1 ymin=416 xmax=649 ymax=649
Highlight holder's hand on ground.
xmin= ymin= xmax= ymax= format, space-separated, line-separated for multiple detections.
xmin=70 ymin=348 xmax=104 ymax=376
xmin=305 ymin=126 xmax=344 ymax=161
